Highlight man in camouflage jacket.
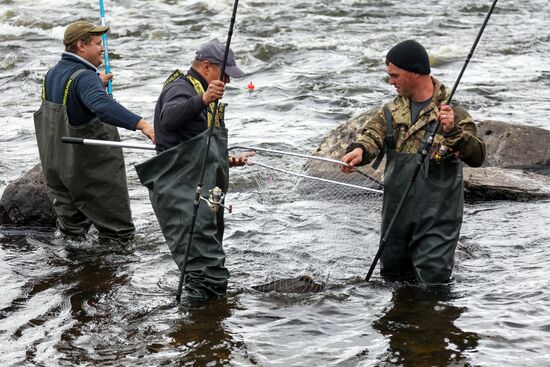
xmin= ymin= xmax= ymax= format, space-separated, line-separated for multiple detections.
xmin=342 ymin=40 xmax=485 ymax=284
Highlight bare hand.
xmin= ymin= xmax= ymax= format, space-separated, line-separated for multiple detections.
xmin=229 ymin=151 xmax=255 ymax=167
xmin=136 ymin=119 xmax=155 ymax=143
xmin=203 ymin=80 xmax=225 ymax=105
xmin=341 ymin=148 xmax=363 ymax=173
xmin=99 ymin=71 xmax=114 ymax=88
xmin=437 ymin=103 xmax=455 ymax=133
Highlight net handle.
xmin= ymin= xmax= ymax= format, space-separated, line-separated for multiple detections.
xmin=248 ymin=161 xmax=383 ymax=194
xmin=230 ymin=145 xmax=384 ymax=188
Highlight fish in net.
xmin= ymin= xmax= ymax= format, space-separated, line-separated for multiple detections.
xmin=228 ymin=146 xmax=384 ymax=294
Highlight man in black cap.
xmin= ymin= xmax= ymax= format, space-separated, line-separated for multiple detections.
xmin=136 ymin=40 xmax=249 ymax=301
xmin=34 ymin=21 xmax=154 ymax=243
xmin=341 ymin=40 xmax=486 ymax=284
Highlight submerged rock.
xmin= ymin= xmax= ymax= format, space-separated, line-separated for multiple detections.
xmin=0 ymin=163 xmax=55 ymax=227
xmin=252 ymin=275 xmax=325 ymax=293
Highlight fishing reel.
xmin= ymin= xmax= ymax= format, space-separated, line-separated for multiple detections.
xmin=200 ymin=186 xmax=232 ymax=213
xmin=430 ymin=144 xmax=455 ymax=164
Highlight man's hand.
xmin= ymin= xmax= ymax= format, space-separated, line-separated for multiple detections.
xmin=341 ymin=147 xmax=363 ymax=173
xmin=437 ymin=103 xmax=455 ymax=133
xmin=99 ymin=71 xmax=114 ymax=88
xmin=136 ymin=119 xmax=155 ymax=143
xmin=203 ymin=80 xmax=225 ymax=105
xmin=229 ymin=151 xmax=255 ymax=167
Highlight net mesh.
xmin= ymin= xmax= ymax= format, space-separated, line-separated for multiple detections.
xmin=228 ymin=146 xmax=384 ymax=293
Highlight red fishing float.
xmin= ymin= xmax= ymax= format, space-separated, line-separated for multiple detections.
xmin=247 ymin=81 xmax=255 ymax=94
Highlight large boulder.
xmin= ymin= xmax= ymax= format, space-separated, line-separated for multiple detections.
xmin=477 ymin=120 xmax=550 ymax=168
xmin=0 ymin=163 xmax=56 ymax=227
xmin=311 ymin=110 xmax=550 ymax=201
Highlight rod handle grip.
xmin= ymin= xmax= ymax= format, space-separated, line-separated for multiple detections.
xmin=61 ymin=137 xmax=85 ymax=145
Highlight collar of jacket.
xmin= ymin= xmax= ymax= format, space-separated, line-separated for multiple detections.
xmin=61 ymin=52 xmax=99 ymax=74
xmin=388 ymin=76 xmax=450 ymax=143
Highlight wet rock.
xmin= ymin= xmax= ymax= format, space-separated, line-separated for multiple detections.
xmin=464 ymin=167 xmax=550 ymax=201
xmin=477 ymin=121 xmax=550 ymax=168
xmin=311 ymin=111 xmax=550 ymax=201
xmin=0 ymin=163 xmax=55 ymax=227
xmin=311 ymin=109 xmax=376 ymax=163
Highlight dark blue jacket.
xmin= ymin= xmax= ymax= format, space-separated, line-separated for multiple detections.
xmin=154 ymin=68 xmax=210 ymax=152
xmin=44 ymin=52 xmax=141 ymax=130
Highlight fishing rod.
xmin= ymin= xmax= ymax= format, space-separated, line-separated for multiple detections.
xmin=175 ymin=0 xmax=240 ymax=303
xmin=99 ymin=0 xmax=112 ymax=95
xmin=365 ymin=0 xmax=500 ymax=282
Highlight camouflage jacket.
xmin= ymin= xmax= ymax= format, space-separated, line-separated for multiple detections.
xmin=349 ymin=77 xmax=486 ymax=167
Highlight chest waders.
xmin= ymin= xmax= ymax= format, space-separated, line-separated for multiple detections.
xmin=379 ymin=108 xmax=464 ymax=284
xmin=135 ymin=73 xmax=230 ymax=297
xmin=33 ymin=69 xmax=134 ymax=240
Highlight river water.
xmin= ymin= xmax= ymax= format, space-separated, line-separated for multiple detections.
xmin=1 ymin=0 xmax=550 ymax=366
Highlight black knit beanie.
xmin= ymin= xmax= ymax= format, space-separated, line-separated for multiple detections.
xmin=386 ymin=40 xmax=431 ymax=75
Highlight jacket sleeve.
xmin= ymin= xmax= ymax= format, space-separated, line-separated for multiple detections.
xmin=442 ymin=105 xmax=486 ymax=167
xmin=346 ymin=107 xmax=387 ymax=166
xmin=158 ymin=82 xmax=205 ymax=132
xmin=75 ymin=71 xmax=142 ymax=130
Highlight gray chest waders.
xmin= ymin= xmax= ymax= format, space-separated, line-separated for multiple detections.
xmin=33 ymin=68 xmax=134 ymax=240
xmin=135 ymin=128 xmax=230 ymax=296
xmin=378 ymin=110 xmax=464 ymax=284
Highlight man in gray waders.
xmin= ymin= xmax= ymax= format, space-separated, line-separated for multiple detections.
xmin=135 ymin=40 xmax=248 ymax=301
xmin=342 ymin=40 xmax=486 ymax=284
xmin=34 ymin=21 xmax=154 ymax=243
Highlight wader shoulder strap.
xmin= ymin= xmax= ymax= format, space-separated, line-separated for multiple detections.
xmin=62 ymin=68 xmax=88 ymax=106
xmin=185 ymin=73 xmax=224 ymax=128
xmin=371 ymin=104 xmax=395 ymax=170
xmin=41 ymin=78 xmax=46 ymax=101
xmin=41 ymin=69 xmax=53 ymax=101
xmin=163 ymin=69 xmax=185 ymax=89
xmin=185 ymin=73 xmax=206 ymax=94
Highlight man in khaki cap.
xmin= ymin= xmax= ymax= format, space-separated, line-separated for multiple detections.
xmin=63 ymin=21 xmax=109 ymax=47
xmin=33 ymin=21 xmax=154 ymax=244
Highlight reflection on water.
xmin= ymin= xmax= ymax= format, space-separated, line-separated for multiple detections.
xmin=373 ymin=285 xmax=479 ymax=366
xmin=0 ymin=230 xmax=134 ymax=365
xmin=169 ymin=298 xmax=246 ymax=366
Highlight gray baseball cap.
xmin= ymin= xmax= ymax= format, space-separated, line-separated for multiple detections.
xmin=195 ymin=40 xmax=245 ymax=78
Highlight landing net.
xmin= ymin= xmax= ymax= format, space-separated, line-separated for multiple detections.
xmin=228 ymin=146 xmax=384 ymax=293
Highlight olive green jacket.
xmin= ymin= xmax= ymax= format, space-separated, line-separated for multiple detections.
xmin=350 ymin=77 xmax=485 ymax=167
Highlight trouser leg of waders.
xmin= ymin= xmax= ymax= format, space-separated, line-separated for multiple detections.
xmin=378 ymin=210 xmax=417 ymax=282
xmin=379 ymin=236 xmax=417 ymax=282
xmin=48 ymin=180 xmax=91 ymax=238
xmin=75 ymin=194 xmax=135 ymax=242
xmin=411 ymin=233 xmax=458 ymax=285
xmin=183 ymin=209 xmax=229 ymax=299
